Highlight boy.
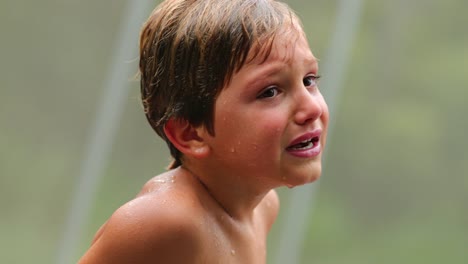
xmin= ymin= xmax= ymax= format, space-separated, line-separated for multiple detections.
xmin=79 ymin=0 xmax=328 ymax=263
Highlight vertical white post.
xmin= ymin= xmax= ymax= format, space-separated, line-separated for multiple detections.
xmin=55 ymin=1 xmax=152 ymax=263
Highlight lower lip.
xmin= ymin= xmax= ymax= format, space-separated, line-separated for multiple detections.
xmin=286 ymin=142 xmax=321 ymax=158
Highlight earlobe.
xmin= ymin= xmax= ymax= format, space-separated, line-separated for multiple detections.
xmin=163 ymin=119 xmax=210 ymax=159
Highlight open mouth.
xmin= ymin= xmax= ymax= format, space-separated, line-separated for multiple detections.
xmin=286 ymin=136 xmax=319 ymax=151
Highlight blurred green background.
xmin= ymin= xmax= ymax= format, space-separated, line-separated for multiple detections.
xmin=1 ymin=0 xmax=467 ymax=263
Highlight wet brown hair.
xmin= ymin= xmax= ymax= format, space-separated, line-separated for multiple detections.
xmin=139 ymin=0 xmax=302 ymax=169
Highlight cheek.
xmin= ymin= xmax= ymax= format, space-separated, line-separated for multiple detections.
xmin=237 ymin=113 xmax=286 ymax=149
xmin=223 ymin=112 xmax=285 ymax=150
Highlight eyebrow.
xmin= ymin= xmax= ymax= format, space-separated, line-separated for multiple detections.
xmin=242 ymin=62 xmax=284 ymax=89
xmin=303 ymin=56 xmax=319 ymax=71
xmin=241 ymin=54 xmax=319 ymax=89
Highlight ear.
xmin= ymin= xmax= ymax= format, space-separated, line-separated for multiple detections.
xmin=163 ymin=118 xmax=210 ymax=159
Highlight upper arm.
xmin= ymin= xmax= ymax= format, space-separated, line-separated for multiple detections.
xmin=78 ymin=196 xmax=201 ymax=264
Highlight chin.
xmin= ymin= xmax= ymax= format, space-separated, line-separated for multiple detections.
xmin=307 ymin=173 xmax=322 ymax=184
xmin=278 ymin=160 xmax=323 ymax=187
xmin=283 ymin=171 xmax=322 ymax=188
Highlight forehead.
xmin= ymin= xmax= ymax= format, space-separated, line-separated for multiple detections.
xmin=224 ymin=30 xmax=318 ymax=96
xmin=246 ymin=27 xmax=315 ymax=68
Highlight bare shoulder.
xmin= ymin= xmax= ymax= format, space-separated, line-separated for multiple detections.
xmin=258 ymin=189 xmax=280 ymax=232
xmin=79 ymin=170 xmax=204 ymax=264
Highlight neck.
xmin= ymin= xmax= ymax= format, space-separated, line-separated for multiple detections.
xmin=180 ymin=165 xmax=276 ymax=222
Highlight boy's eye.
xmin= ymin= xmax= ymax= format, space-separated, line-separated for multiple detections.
xmin=257 ymin=87 xmax=280 ymax=99
xmin=303 ymin=74 xmax=321 ymax=87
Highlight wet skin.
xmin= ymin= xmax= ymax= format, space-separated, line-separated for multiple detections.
xmin=78 ymin=29 xmax=328 ymax=264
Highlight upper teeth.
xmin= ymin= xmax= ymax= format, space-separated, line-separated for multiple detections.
xmin=290 ymin=139 xmax=313 ymax=150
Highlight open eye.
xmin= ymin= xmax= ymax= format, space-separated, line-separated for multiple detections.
xmin=257 ymin=86 xmax=280 ymax=99
xmin=303 ymin=74 xmax=321 ymax=87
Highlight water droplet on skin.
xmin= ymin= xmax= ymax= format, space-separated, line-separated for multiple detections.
xmin=214 ymin=239 xmax=220 ymax=248
xmin=230 ymin=148 xmax=235 ymax=153
xmin=194 ymin=148 xmax=202 ymax=154
xmin=231 ymin=249 xmax=236 ymax=255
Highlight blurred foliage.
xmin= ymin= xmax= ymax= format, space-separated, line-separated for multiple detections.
xmin=1 ymin=0 xmax=467 ymax=263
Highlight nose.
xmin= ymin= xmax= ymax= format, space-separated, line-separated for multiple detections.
xmin=293 ymin=88 xmax=324 ymax=125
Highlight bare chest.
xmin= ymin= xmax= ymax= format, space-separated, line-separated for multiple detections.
xmin=200 ymin=233 xmax=267 ymax=264
xmin=196 ymin=218 xmax=268 ymax=264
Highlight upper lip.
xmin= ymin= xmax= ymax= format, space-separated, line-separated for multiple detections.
xmin=287 ymin=129 xmax=322 ymax=148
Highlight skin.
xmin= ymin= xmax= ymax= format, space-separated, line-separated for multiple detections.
xmin=79 ymin=28 xmax=329 ymax=264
